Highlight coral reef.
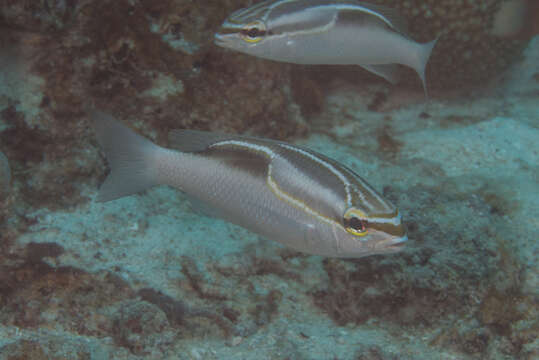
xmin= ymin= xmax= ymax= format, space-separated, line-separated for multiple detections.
xmin=0 ymin=0 xmax=537 ymax=359
xmin=0 ymin=149 xmax=12 ymax=232
xmin=0 ymin=0 xmax=307 ymax=225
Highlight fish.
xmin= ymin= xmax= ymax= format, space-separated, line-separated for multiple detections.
xmin=93 ymin=110 xmax=407 ymax=258
xmin=215 ymin=0 xmax=438 ymax=95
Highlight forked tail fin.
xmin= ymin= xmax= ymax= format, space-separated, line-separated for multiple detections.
xmin=91 ymin=110 xmax=161 ymax=202
xmin=416 ymin=36 xmax=439 ymax=100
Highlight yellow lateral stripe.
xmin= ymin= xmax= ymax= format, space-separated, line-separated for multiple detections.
xmin=266 ymin=164 xmax=342 ymax=229
xmin=211 ymin=139 xmax=346 ymax=230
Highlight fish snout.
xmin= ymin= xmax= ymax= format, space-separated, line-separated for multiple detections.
xmin=385 ymin=234 xmax=408 ymax=252
xmin=214 ymin=33 xmax=227 ymax=47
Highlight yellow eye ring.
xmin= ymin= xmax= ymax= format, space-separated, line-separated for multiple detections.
xmin=243 ymin=36 xmax=262 ymax=43
xmin=346 ymin=227 xmax=367 ymax=237
xmin=240 ymin=21 xmax=266 ymax=43
xmin=343 ymin=208 xmax=369 ymax=237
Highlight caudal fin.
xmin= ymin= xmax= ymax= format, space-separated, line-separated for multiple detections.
xmin=416 ymin=37 xmax=439 ymax=99
xmin=92 ymin=110 xmax=161 ymax=202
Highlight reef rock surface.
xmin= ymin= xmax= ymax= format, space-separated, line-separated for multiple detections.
xmin=0 ymin=1 xmax=537 ymax=359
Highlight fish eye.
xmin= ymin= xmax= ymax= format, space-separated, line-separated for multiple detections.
xmin=343 ymin=208 xmax=368 ymax=237
xmin=240 ymin=21 xmax=266 ymax=43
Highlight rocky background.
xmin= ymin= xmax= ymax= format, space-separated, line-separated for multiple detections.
xmin=0 ymin=0 xmax=538 ymax=359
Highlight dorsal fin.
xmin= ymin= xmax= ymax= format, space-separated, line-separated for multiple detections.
xmin=168 ymin=129 xmax=285 ymax=152
xmin=268 ymin=0 xmax=409 ymax=36
xmin=168 ymin=130 xmax=247 ymax=152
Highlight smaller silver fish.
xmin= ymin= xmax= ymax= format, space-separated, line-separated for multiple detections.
xmin=215 ymin=0 xmax=438 ymax=95
xmin=93 ymin=111 xmax=407 ymax=258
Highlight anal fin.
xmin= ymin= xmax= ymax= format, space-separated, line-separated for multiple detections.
xmin=359 ymin=64 xmax=400 ymax=84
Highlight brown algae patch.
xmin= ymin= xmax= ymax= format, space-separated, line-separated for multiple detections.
xmin=311 ymin=176 xmax=538 ymax=358
xmin=376 ymin=125 xmax=403 ymax=159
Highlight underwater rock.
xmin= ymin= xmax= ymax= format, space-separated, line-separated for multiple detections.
xmin=0 ymin=3 xmax=537 ymax=360
xmin=0 ymin=1 xmax=306 ymax=138
xmin=379 ymin=0 xmax=534 ymax=89
xmin=111 ymin=300 xmax=174 ymax=355
xmin=0 ymin=150 xmax=10 ymax=198
xmin=0 ymin=1 xmax=306 ymax=211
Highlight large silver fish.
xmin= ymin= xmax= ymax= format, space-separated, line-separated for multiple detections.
xmin=93 ymin=111 xmax=407 ymax=258
xmin=215 ymin=0 xmax=438 ymax=94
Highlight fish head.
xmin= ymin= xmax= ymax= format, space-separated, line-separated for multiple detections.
xmin=214 ymin=19 xmax=270 ymax=56
xmin=332 ymin=206 xmax=407 ymax=258
xmin=214 ymin=0 xmax=334 ymax=61
xmin=214 ymin=12 xmax=280 ymax=62
xmin=214 ymin=1 xmax=274 ymax=54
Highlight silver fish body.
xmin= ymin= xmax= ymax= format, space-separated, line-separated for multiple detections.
xmin=215 ymin=0 xmax=437 ymax=94
xmin=94 ymin=111 xmax=407 ymax=258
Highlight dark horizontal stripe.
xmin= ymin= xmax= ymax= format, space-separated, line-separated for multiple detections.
xmin=368 ymin=222 xmax=405 ymax=237
xmin=369 ymin=209 xmax=400 ymax=219
xmin=198 ymin=144 xmax=270 ymax=178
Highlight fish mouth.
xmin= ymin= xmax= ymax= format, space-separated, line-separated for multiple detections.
xmin=214 ymin=33 xmax=227 ymax=47
xmin=386 ymin=235 xmax=408 ymax=251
